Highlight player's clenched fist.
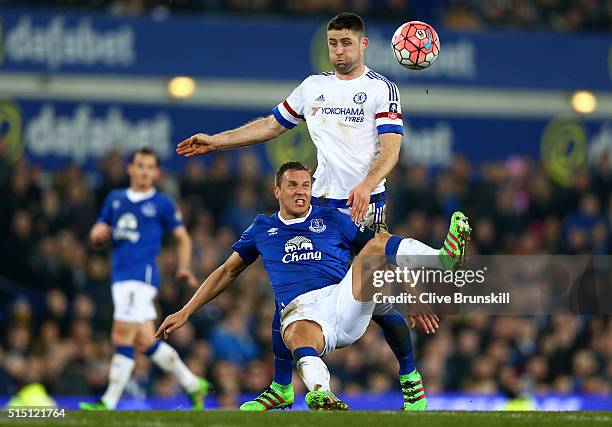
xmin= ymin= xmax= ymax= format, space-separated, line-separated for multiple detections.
xmin=155 ymin=310 xmax=189 ymax=340
xmin=176 ymin=133 xmax=217 ymax=157
xmin=90 ymin=223 xmax=112 ymax=247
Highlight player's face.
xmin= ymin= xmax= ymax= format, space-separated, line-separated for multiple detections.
xmin=327 ymin=29 xmax=367 ymax=75
xmin=274 ymin=169 xmax=312 ymax=219
xmin=128 ymin=153 xmax=159 ymax=191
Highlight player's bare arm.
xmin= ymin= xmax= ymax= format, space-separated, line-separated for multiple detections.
xmin=155 ymin=252 xmax=251 ymax=339
xmin=90 ymin=222 xmax=112 ymax=247
xmin=176 ymin=115 xmax=288 ymax=158
xmin=173 ymin=225 xmax=198 ymax=287
xmin=347 ymin=132 xmax=401 ymax=223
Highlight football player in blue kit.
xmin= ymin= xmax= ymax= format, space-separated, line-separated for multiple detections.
xmin=156 ymin=162 xmax=471 ymax=410
xmin=80 ymin=148 xmax=208 ymax=410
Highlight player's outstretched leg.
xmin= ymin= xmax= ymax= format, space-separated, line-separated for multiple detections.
xmin=142 ymin=339 xmax=209 ymax=410
xmin=139 ymin=321 xmax=208 ymax=410
xmin=438 ymin=211 xmax=472 ymax=270
xmin=240 ymin=309 xmax=294 ymax=411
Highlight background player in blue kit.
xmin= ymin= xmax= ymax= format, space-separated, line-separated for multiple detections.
xmin=156 ymin=162 xmax=471 ymax=411
xmin=79 ymin=148 xmax=208 ymax=410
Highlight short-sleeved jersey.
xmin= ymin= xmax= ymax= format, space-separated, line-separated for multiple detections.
xmin=98 ymin=188 xmax=183 ymax=287
xmin=272 ymin=67 xmax=403 ymax=200
xmin=232 ymin=206 xmax=373 ymax=307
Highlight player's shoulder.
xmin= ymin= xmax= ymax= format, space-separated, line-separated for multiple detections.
xmin=248 ymin=213 xmax=276 ymax=231
xmin=153 ymin=190 xmax=177 ymax=206
xmin=106 ymin=188 xmax=127 ymax=200
xmin=302 ymin=71 xmax=336 ymax=85
xmin=310 ymin=206 xmax=345 ymax=221
xmin=364 ymin=68 xmax=400 ymax=101
xmin=365 ymin=68 xmax=399 ymax=85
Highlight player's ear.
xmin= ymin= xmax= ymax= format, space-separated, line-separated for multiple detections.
xmin=273 ymin=186 xmax=280 ymax=200
xmin=362 ymin=36 xmax=368 ymax=49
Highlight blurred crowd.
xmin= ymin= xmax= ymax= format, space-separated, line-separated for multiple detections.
xmin=2 ymin=0 xmax=611 ymax=31
xmin=0 ymin=146 xmax=610 ymax=406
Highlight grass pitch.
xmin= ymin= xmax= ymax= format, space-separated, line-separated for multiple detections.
xmin=2 ymin=411 xmax=611 ymax=427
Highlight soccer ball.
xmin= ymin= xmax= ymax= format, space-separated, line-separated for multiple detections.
xmin=391 ymin=21 xmax=440 ymax=70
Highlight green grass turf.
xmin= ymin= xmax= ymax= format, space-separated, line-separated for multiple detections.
xmin=2 ymin=411 xmax=611 ymax=427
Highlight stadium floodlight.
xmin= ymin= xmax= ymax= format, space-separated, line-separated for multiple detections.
xmin=570 ymin=90 xmax=597 ymax=114
xmin=167 ymin=76 xmax=196 ymax=99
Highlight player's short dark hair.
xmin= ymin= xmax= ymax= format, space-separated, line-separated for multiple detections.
xmin=327 ymin=12 xmax=365 ymax=35
xmin=274 ymin=161 xmax=311 ymax=188
xmin=129 ymin=147 xmax=159 ymax=166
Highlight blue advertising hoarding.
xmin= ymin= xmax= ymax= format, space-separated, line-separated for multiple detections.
xmin=2 ymin=97 xmax=610 ymax=183
xmin=0 ymin=9 xmax=610 ymax=90
xmin=1 ymin=393 xmax=611 ymax=410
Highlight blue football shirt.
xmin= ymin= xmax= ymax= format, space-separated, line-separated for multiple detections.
xmin=232 ymin=206 xmax=373 ymax=307
xmin=98 ymin=188 xmax=183 ymax=287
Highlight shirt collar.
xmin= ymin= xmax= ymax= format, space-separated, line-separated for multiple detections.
xmin=126 ymin=188 xmax=156 ymax=203
xmin=277 ymin=206 xmax=312 ymax=225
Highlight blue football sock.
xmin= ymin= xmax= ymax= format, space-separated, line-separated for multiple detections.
xmin=373 ymin=310 xmax=416 ymax=375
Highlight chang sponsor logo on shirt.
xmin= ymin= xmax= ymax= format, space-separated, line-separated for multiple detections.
xmin=113 ymin=212 xmax=140 ymax=243
xmin=282 ymin=236 xmax=322 ymax=264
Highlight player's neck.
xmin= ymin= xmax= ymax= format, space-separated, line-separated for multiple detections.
xmin=335 ymin=63 xmax=366 ymax=81
xmin=129 ymin=185 xmax=155 ymax=193
xmin=278 ymin=206 xmax=312 ymax=223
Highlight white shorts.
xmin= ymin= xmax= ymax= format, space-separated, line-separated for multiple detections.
xmin=280 ymin=267 xmax=376 ymax=356
xmin=111 ymin=281 xmax=158 ymax=323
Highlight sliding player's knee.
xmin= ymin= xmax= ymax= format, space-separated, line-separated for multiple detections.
xmin=362 ymin=231 xmax=391 ymax=255
xmin=283 ymin=320 xmax=324 ymax=353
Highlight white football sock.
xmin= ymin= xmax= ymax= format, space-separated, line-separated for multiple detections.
xmin=296 ymin=356 xmax=330 ymax=391
xmin=101 ymin=353 xmax=135 ymax=409
xmin=396 ymin=238 xmax=443 ymax=270
xmin=150 ymin=341 xmax=200 ymax=393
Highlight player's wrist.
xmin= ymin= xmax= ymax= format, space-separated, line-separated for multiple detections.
xmin=179 ymin=305 xmax=193 ymax=318
xmin=362 ymin=177 xmax=377 ymax=193
xmin=209 ymin=134 xmax=225 ymax=150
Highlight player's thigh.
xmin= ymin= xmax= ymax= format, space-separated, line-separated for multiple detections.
xmin=135 ymin=320 xmax=157 ymax=352
xmin=334 ymin=266 xmax=377 ymax=348
xmin=110 ymin=319 xmax=141 ymax=346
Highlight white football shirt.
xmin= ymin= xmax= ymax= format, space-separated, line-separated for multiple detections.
xmin=272 ymin=66 xmax=403 ymax=201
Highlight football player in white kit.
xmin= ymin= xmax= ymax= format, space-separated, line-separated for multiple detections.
xmin=177 ymin=13 xmax=447 ymax=411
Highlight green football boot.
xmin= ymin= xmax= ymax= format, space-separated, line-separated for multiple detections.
xmin=400 ymin=369 xmax=427 ymax=411
xmin=79 ymin=400 xmax=110 ymax=411
xmin=305 ymin=390 xmax=349 ymax=411
xmin=187 ymin=377 xmax=209 ymax=410
xmin=239 ymin=382 xmax=294 ymax=411
xmin=439 ymin=211 xmax=472 ymax=271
